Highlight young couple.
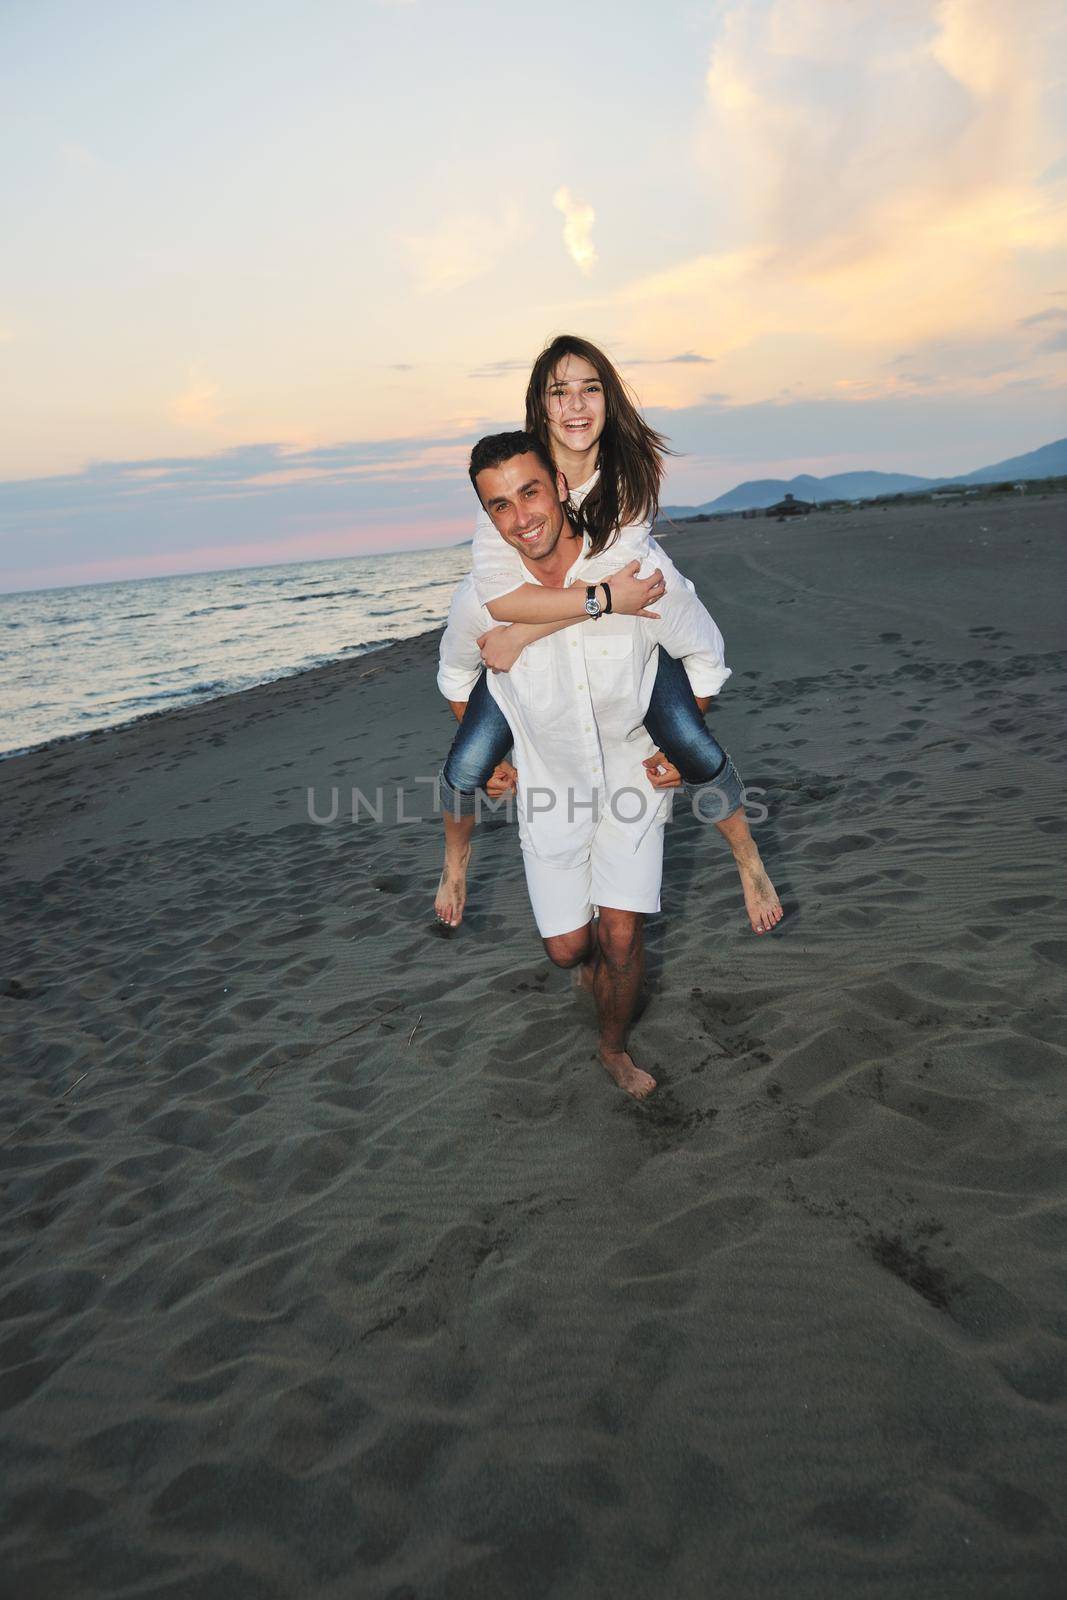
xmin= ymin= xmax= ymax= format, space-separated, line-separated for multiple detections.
xmin=433 ymin=335 xmax=782 ymax=1100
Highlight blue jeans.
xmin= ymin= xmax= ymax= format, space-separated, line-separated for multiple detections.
xmin=440 ymin=646 xmax=745 ymax=823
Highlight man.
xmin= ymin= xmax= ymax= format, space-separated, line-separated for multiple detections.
xmin=436 ymin=431 xmax=781 ymax=1100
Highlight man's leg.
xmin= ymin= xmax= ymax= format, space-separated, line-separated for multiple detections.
xmin=524 ymin=843 xmax=657 ymax=1102
xmin=543 ymin=920 xmax=596 ymax=974
xmin=525 ymin=854 xmax=596 ymax=991
xmin=541 ymin=911 xmax=654 ymax=1100
xmin=593 ymin=908 xmax=655 ymax=1100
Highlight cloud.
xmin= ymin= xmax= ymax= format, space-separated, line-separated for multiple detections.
xmin=466 ymin=358 xmax=530 ymax=380
xmin=402 ymin=205 xmax=527 ymax=294
xmin=624 ymin=352 xmax=716 ymax=367
xmin=699 ymin=0 xmax=1064 ymax=272
xmin=58 ymin=141 xmax=101 ymax=173
xmin=646 ymin=380 xmax=1066 ymax=501
xmin=171 ymin=370 xmax=222 ymax=429
xmin=1037 ymin=329 xmax=1067 ymax=354
xmin=612 ymin=0 xmax=1066 ymax=410
xmin=0 ymin=433 xmax=490 ymax=590
xmin=553 ymin=186 xmax=597 ymax=275
xmin=1018 ymin=307 xmax=1067 ymax=326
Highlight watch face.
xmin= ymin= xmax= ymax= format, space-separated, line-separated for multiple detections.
xmin=584 ymin=597 xmax=600 ymax=617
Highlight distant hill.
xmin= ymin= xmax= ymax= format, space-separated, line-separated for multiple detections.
xmin=952 ymin=436 xmax=1067 ymax=485
xmin=661 ymin=436 xmax=1067 ymax=517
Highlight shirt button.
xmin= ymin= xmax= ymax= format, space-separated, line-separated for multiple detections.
xmin=576 ymin=683 xmax=584 ymax=690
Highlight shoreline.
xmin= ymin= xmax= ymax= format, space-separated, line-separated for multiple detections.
xmin=0 ymin=628 xmax=440 ymax=766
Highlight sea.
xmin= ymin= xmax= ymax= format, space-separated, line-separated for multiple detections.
xmin=0 ymin=545 xmax=473 ymax=759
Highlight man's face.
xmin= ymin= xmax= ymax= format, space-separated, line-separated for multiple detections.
xmin=475 ymin=452 xmax=569 ymax=564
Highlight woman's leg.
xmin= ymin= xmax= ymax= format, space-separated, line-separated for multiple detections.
xmin=643 ymin=648 xmax=783 ymax=934
xmin=642 ymin=647 xmax=745 ymax=818
xmin=435 ymin=671 xmax=515 ymax=927
xmin=440 ymin=670 xmax=515 ymax=804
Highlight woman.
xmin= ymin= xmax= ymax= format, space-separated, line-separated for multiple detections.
xmin=434 ymin=334 xmax=782 ymax=937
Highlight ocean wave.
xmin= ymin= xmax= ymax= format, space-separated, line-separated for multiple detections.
xmin=286 ymin=587 xmax=364 ymax=603
xmin=1 ymin=547 xmax=460 ymax=755
xmin=110 ymin=680 xmax=229 ymax=711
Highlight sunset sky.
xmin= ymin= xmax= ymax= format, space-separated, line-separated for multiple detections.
xmin=2 ymin=0 xmax=1065 ymax=591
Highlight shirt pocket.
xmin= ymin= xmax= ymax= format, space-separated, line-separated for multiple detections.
xmin=586 ymin=633 xmax=636 ymax=693
xmin=511 ymin=636 xmax=553 ymax=704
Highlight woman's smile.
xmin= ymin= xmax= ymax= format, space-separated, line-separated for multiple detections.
xmin=545 ymin=354 xmax=606 ymax=462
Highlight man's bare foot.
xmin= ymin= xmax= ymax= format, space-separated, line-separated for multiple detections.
xmin=434 ymin=844 xmax=471 ymax=927
xmin=734 ymin=848 xmax=784 ymax=935
xmin=598 ymin=1045 xmax=656 ymax=1100
xmin=573 ymin=960 xmax=595 ymax=995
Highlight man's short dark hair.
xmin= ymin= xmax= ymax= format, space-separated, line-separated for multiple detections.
xmin=468 ymin=431 xmax=557 ymax=502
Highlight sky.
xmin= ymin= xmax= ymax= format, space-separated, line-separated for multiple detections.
xmin=1 ymin=0 xmax=1065 ymax=592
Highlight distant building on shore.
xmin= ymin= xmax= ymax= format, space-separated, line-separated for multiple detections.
xmin=766 ymin=493 xmax=812 ymax=519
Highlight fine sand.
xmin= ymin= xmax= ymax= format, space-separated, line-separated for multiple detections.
xmin=2 ymin=495 xmax=1065 ymax=1598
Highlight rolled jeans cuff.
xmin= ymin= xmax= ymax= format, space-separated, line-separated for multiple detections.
xmin=685 ymin=753 xmax=745 ymax=823
xmin=439 ymin=769 xmax=481 ymax=817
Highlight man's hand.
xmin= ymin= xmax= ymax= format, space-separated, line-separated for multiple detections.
xmin=477 ymin=626 xmax=525 ymax=673
xmin=486 ymin=760 xmax=518 ymax=798
xmin=603 ymin=559 xmax=666 ymax=619
xmin=643 ymin=751 xmax=683 ymax=790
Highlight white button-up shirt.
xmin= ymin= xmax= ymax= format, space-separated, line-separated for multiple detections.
xmin=437 ymin=535 xmax=732 ymax=868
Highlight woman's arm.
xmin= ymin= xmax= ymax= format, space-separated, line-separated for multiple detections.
xmin=477 ymin=617 xmax=580 ymax=672
xmin=485 ymin=561 xmax=664 ymax=624
xmin=485 ymin=585 xmax=589 ymax=624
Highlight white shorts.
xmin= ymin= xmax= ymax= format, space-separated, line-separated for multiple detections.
xmin=521 ymin=820 xmax=665 ymax=940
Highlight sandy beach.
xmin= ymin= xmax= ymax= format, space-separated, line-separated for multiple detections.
xmin=2 ymin=493 xmax=1065 ymax=1598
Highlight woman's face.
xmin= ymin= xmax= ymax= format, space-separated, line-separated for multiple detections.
xmin=543 ymin=354 xmax=607 ymax=461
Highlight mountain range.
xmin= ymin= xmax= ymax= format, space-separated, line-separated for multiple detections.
xmin=660 ymin=436 xmax=1067 ymax=517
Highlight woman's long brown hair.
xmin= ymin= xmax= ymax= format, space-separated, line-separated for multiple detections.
xmin=524 ymin=334 xmax=674 ymax=557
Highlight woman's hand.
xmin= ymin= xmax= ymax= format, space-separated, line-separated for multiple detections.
xmin=603 ymin=560 xmax=665 ymax=618
xmin=642 ymin=751 xmax=683 ymax=790
xmin=486 ymin=760 xmax=518 ymax=797
xmin=476 ymin=626 xmax=526 ymax=673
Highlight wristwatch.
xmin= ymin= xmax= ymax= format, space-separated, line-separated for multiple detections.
xmin=584 ymin=585 xmax=603 ymax=620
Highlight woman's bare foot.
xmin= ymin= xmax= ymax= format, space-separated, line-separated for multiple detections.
xmin=714 ymin=810 xmax=784 ymax=935
xmin=734 ymin=848 xmax=783 ymax=934
xmin=598 ymin=1045 xmax=656 ymax=1100
xmin=434 ymin=843 xmax=471 ymax=927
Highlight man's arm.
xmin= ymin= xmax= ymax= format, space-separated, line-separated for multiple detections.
xmin=642 ymin=562 xmax=732 ymax=700
xmin=437 ymin=577 xmax=488 ymax=704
